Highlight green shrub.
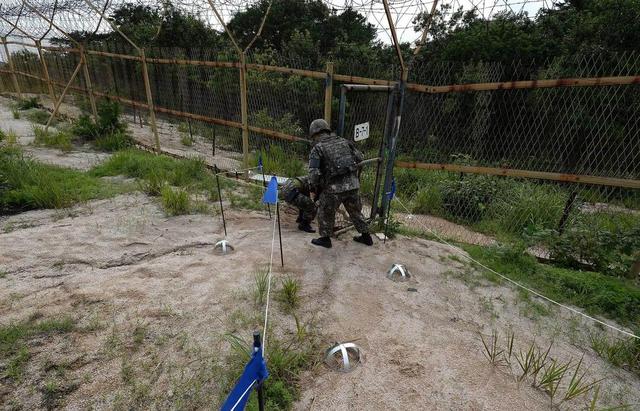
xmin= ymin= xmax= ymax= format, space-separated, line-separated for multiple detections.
xmin=94 ymin=131 xmax=133 ymax=152
xmin=17 ymin=97 xmax=40 ymax=110
xmin=32 ymin=126 xmax=72 ymax=152
xmin=161 ymin=186 xmax=190 ymax=216
xmin=549 ymin=212 xmax=640 ymax=278
xmin=12 ymin=109 xmax=20 ymax=119
xmin=411 ymin=185 xmax=444 ymax=215
xmin=0 ymin=129 xmax=5 ymax=142
xmin=72 ymin=99 xmax=127 ymax=141
xmin=441 ymin=175 xmax=498 ymax=222
xmin=0 ymin=147 xmax=115 ymax=212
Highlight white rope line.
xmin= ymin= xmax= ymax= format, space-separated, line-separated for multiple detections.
xmin=229 ymin=380 xmax=257 ymax=411
xmin=393 ymin=196 xmax=640 ymax=340
xmin=262 ymin=202 xmax=279 ymax=355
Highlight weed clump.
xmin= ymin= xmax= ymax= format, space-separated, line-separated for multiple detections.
xmin=161 ymin=186 xmax=190 ymax=216
xmin=16 ymin=97 xmax=41 ymax=110
xmin=32 ymin=126 xmax=73 ymax=152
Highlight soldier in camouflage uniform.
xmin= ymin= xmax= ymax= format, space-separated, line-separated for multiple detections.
xmin=279 ymin=175 xmax=317 ymax=233
xmin=307 ymin=119 xmax=373 ymax=248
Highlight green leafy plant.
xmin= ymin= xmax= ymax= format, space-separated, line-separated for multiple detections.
xmin=12 ymin=109 xmax=20 ymax=119
xmin=277 ymin=277 xmax=300 ymax=313
xmin=562 ymin=356 xmax=602 ymax=403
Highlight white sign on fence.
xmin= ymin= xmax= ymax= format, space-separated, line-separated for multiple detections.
xmin=354 ymin=122 xmax=370 ymax=142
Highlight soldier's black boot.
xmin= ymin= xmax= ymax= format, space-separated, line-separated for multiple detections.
xmin=296 ymin=210 xmax=304 ymax=223
xmin=353 ymin=233 xmax=373 ymax=246
xmin=298 ymin=221 xmax=316 ymax=233
xmin=311 ymin=236 xmax=332 ymax=248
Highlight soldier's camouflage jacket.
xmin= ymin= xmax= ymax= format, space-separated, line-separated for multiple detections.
xmin=308 ymin=132 xmax=364 ymax=194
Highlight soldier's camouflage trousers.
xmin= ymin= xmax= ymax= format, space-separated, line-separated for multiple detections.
xmin=317 ymin=189 xmax=369 ymax=238
xmin=286 ymin=191 xmax=317 ymax=224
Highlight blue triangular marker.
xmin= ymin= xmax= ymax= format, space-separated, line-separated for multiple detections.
xmin=387 ymin=178 xmax=396 ymax=199
xmin=220 ymin=349 xmax=269 ymax=411
xmin=262 ymin=176 xmax=278 ymax=205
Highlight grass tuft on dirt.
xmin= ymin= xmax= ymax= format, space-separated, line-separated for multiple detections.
xmin=464 ymin=244 xmax=640 ymax=329
xmin=32 ymin=126 xmax=73 ymax=152
xmin=0 ymin=146 xmax=123 ymax=213
xmin=0 ymin=315 xmax=76 ymax=381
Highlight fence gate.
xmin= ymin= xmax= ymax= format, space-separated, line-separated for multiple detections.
xmin=335 ymin=84 xmax=398 ymax=229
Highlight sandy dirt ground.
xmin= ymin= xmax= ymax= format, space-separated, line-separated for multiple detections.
xmin=1 ymin=192 xmax=639 ymax=410
xmin=1 ymin=95 xmax=639 ymax=410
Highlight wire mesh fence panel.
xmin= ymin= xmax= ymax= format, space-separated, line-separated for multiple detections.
xmin=395 ymin=54 xmax=640 ymax=279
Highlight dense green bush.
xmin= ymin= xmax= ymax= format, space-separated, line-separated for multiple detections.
xmin=549 ymin=212 xmax=640 ymax=278
xmin=73 ymin=99 xmax=129 ymax=149
xmin=441 ymin=175 xmax=498 ymax=222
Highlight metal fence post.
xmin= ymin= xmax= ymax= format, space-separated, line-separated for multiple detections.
xmin=140 ymin=48 xmax=161 ymax=152
xmin=381 ymin=68 xmax=408 ymax=217
xmin=239 ymin=52 xmax=250 ymax=177
xmin=2 ymin=36 xmax=22 ymax=99
xmin=36 ymin=40 xmax=57 ymax=107
xmin=337 ymin=85 xmax=347 ymax=137
xmin=324 ymin=61 xmax=334 ymax=125
xmin=80 ymin=45 xmax=98 ymax=120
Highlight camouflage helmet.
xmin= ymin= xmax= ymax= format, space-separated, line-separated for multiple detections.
xmin=309 ymin=119 xmax=331 ymax=138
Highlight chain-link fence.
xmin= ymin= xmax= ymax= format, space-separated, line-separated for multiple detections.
xmin=1 ymin=36 xmax=639 ymax=274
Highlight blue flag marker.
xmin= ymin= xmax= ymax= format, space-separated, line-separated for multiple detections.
xmin=262 ymin=176 xmax=278 ymax=205
xmin=220 ymin=349 xmax=269 ymax=411
xmin=387 ymin=178 xmax=396 ymax=199
xmin=258 ymin=155 xmax=263 ymax=169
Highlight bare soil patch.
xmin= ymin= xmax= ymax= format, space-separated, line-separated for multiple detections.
xmin=1 ymin=192 xmax=638 ymax=410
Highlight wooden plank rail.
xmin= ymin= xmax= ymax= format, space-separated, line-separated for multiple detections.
xmin=395 ymin=161 xmax=640 ymax=189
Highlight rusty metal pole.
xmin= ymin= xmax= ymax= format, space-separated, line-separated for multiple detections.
xmin=239 ymin=52 xmax=250 ymax=177
xmin=80 ymin=46 xmax=98 ymax=120
xmin=324 ymin=61 xmax=334 ymax=125
xmin=36 ymin=40 xmax=57 ymax=107
xmin=2 ymin=37 xmax=22 ymax=99
xmin=140 ymin=48 xmax=161 ymax=152
xmin=45 ymin=59 xmax=84 ymax=131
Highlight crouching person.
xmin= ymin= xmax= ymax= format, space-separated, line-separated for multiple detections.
xmin=279 ymin=175 xmax=317 ymax=233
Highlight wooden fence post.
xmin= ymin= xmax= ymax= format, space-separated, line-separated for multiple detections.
xmin=324 ymin=61 xmax=334 ymax=125
xmin=2 ymin=36 xmax=22 ymax=99
xmin=239 ymin=52 xmax=250 ymax=177
xmin=140 ymin=48 xmax=161 ymax=152
xmin=36 ymin=40 xmax=57 ymax=107
xmin=80 ymin=46 xmax=98 ymax=120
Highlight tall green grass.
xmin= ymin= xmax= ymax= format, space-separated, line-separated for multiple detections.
xmin=0 ymin=147 xmax=119 ymax=213
xmin=250 ymin=145 xmax=305 ymax=177
xmin=91 ymin=149 xmax=214 ymax=191
xmin=464 ymin=244 xmax=640 ymax=328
